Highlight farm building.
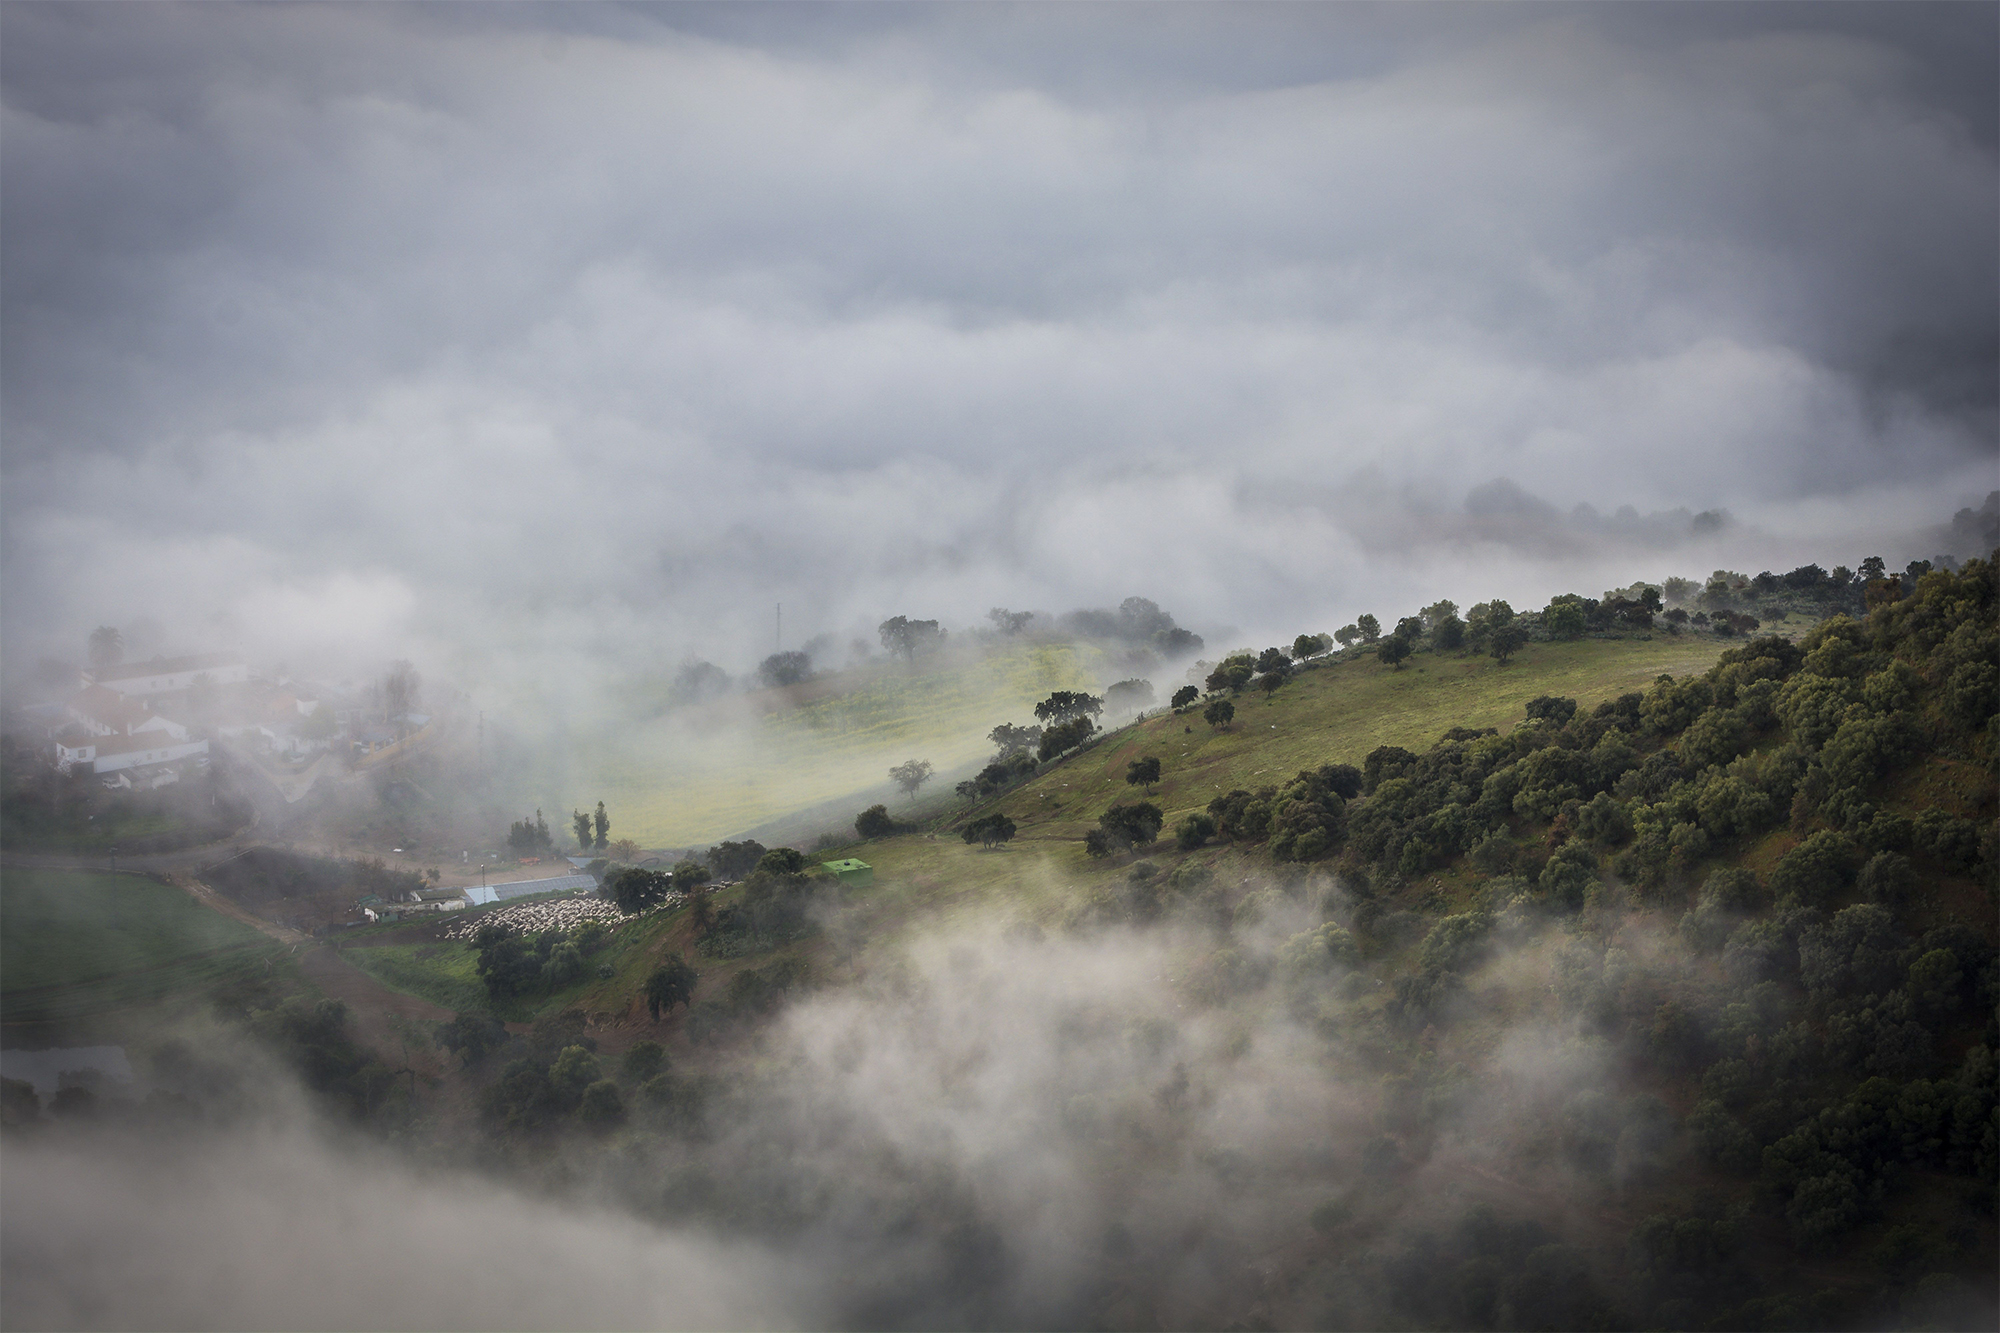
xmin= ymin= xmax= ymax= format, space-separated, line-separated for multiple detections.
xmin=820 ymin=858 xmax=874 ymax=887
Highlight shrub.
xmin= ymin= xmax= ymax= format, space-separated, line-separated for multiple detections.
xmin=1176 ymin=812 xmax=1217 ymax=850
xmin=855 ymin=804 xmax=905 ymax=839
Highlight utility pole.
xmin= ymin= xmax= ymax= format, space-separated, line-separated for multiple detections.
xmin=776 ymin=603 xmax=782 ymax=653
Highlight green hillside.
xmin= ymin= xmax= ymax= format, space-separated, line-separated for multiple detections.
xmin=104 ymin=564 xmax=1995 ymax=1332
xmin=581 ymin=640 xmax=1107 ymax=846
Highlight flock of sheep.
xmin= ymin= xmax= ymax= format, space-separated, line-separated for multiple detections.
xmin=439 ymin=889 xmax=669 ymax=943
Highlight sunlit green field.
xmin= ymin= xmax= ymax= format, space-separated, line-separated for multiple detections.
xmin=583 ymin=641 xmax=1108 ymax=846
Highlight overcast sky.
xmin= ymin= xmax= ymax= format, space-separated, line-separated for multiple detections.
xmin=4 ymin=2 xmax=1994 ymax=698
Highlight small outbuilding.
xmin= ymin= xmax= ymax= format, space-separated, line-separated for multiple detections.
xmin=820 ymin=858 xmax=874 ymax=887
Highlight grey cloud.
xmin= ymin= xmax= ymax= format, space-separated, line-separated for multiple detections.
xmin=1 ymin=2 xmax=1993 ymax=694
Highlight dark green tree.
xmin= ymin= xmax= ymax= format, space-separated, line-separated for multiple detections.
xmin=1204 ymin=698 xmax=1235 ymax=729
xmin=572 ymin=810 xmax=593 ymax=851
xmin=989 ymin=722 xmax=1043 ymax=757
xmin=1095 ymin=802 xmax=1164 ymax=852
xmin=1176 ymin=812 xmax=1217 ymax=850
xmin=856 ymin=804 xmax=904 ymax=838
xmin=1171 ymin=685 xmax=1200 ymax=710
xmin=756 ymin=847 xmax=808 ymax=876
xmin=1034 ymin=691 xmax=1104 ymax=726
xmin=609 ymin=868 xmax=672 ymax=914
xmin=1355 ymin=614 xmax=1381 ymax=643
xmin=878 ymin=616 xmax=945 ymax=661
xmin=1037 ymin=716 xmax=1096 ymax=760
xmin=962 ymin=814 xmax=1017 ymax=848
xmin=1488 ymin=622 xmax=1529 ymax=665
xmin=1377 ymin=636 xmax=1412 ymax=670
xmin=706 ymin=840 xmax=767 ymax=879
xmin=644 ymin=954 xmax=699 ymax=1020
xmin=435 ymin=1012 xmax=508 ymax=1067
xmin=757 ymin=650 xmax=812 ymax=688
xmin=685 ymin=886 xmax=714 ymax=938
xmin=1545 ymin=597 xmax=1587 ymax=640
xmin=988 ymin=607 xmax=1033 ymax=635
xmin=1126 ymin=756 xmax=1161 ymax=792
xmin=621 ymin=1041 xmax=668 ymax=1083
xmin=593 ymin=801 xmax=609 ymax=850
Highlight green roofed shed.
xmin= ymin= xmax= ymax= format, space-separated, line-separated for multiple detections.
xmin=820 ymin=858 xmax=874 ymax=886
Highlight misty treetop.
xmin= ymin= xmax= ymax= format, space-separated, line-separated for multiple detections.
xmin=757 ymin=650 xmax=812 ymax=689
xmin=889 ymin=758 xmax=933 ymax=802
xmin=877 ymin=615 xmax=946 ymax=661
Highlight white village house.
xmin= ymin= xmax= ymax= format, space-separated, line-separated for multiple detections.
xmin=53 ymin=683 xmax=207 ymax=779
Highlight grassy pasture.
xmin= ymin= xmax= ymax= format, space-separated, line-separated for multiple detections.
xmin=811 ymin=635 xmax=1735 ymax=910
xmin=0 ymin=869 xmax=284 ymax=1023
xmin=583 ymin=641 xmax=1107 ymax=846
xmin=339 ymin=941 xmax=489 ymax=1015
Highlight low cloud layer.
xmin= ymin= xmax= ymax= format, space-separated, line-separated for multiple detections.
xmin=5 ymin=901 xmax=1660 ymax=1331
xmin=2 ymin=4 xmax=1994 ymax=700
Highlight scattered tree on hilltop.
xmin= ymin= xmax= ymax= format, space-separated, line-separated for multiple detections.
xmin=668 ymin=658 xmax=732 ymax=706
xmin=1205 ymin=655 xmax=1255 ymax=693
xmin=988 ymin=608 xmax=1033 ymax=635
xmin=705 ymin=840 xmax=767 ymax=880
xmin=1355 ymin=614 xmax=1381 ymax=643
xmin=1334 ymin=625 xmax=1361 ymax=648
xmin=889 ymin=759 xmax=934 ymax=802
xmin=878 ymin=616 xmax=946 ymax=661
xmin=1546 ymin=596 xmax=1588 ymax=640
xmin=989 ymin=722 xmax=1043 ymax=758
xmin=1038 ymin=716 xmax=1096 ymax=760
xmin=1204 ymin=698 xmax=1235 ymax=730
xmin=1488 ymin=621 xmax=1529 ymax=665
xmin=1377 ymin=636 xmax=1412 ymax=670
xmin=1171 ymin=685 xmax=1200 ymax=710
xmin=1105 ymin=678 xmax=1155 ymax=713
xmin=1034 ymin=691 xmax=1103 ymax=726
xmin=757 ymin=651 xmax=812 ymax=688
